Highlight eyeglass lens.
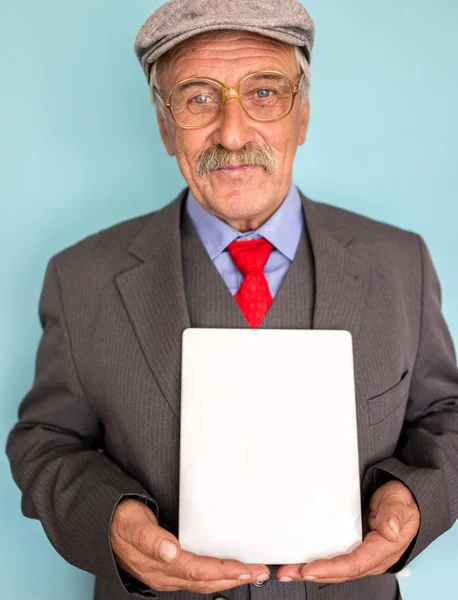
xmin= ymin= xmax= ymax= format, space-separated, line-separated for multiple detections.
xmin=170 ymin=73 xmax=294 ymax=127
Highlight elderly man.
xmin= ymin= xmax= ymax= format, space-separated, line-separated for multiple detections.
xmin=6 ymin=1 xmax=458 ymax=600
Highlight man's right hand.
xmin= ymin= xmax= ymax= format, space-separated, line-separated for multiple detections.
xmin=111 ymin=498 xmax=271 ymax=594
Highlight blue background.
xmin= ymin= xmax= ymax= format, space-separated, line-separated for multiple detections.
xmin=1 ymin=1 xmax=457 ymax=598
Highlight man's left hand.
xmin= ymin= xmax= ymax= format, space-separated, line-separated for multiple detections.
xmin=276 ymin=480 xmax=420 ymax=585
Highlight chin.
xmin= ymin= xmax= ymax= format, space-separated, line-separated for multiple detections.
xmin=197 ymin=176 xmax=279 ymax=222
xmin=212 ymin=197 xmax=271 ymax=222
xmin=214 ymin=179 xmax=269 ymax=200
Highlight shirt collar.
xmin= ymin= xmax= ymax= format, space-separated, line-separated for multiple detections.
xmin=186 ymin=182 xmax=304 ymax=261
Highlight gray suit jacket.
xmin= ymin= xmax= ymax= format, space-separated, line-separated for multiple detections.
xmin=6 ymin=189 xmax=458 ymax=600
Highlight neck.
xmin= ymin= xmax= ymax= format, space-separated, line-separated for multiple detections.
xmin=191 ymin=178 xmax=293 ymax=232
xmin=223 ymin=195 xmax=286 ymax=232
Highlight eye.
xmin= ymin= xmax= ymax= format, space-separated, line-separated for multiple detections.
xmin=192 ymin=94 xmax=210 ymax=104
xmin=255 ymin=89 xmax=276 ymax=99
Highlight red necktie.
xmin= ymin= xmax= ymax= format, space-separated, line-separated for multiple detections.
xmin=227 ymin=238 xmax=274 ymax=328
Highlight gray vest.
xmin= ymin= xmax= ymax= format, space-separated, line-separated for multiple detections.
xmin=180 ymin=206 xmax=315 ymax=600
xmin=181 ymin=207 xmax=315 ymax=330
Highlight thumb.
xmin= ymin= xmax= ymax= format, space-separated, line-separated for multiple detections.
xmin=371 ymin=485 xmax=412 ymax=543
xmin=377 ymin=509 xmax=402 ymax=542
xmin=157 ymin=536 xmax=181 ymax=564
xmin=117 ymin=501 xmax=181 ymax=564
xmin=135 ymin=521 xmax=181 ymax=564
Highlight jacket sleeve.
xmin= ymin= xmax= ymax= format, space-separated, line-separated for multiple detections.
xmin=5 ymin=256 xmax=160 ymax=598
xmin=363 ymin=234 xmax=458 ymax=571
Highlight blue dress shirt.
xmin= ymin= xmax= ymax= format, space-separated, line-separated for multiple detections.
xmin=186 ymin=182 xmax=304 ymax=298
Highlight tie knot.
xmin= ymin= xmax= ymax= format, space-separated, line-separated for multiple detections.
xmin=227 ymin=238 xmax=274 ymax=276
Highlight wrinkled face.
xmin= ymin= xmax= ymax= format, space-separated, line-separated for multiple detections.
xmin=156 ymin=31 xmax=310 ymax=230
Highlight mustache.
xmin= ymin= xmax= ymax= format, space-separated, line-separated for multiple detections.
xmin=196 ymin=143 xmax=277 ymax=178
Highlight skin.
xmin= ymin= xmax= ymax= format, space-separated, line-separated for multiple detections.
xmin=277 ymin=480 xmax=420 ymax=584
xmin=111 ymin=32 xmax=420 ymax=592
xmin=156 ymin=31 xmax=310 ymax=232
xmin=111 ymin=499 xmax=270 ymax=593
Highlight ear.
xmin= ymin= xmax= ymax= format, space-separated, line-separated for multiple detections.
xmin=156 ymin=109 xmax=176 ymax=156
xmin=297 ymin=98 xmax=310 ymax=146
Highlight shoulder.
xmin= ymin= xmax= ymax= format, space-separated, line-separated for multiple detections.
xmin=307 ymin=197 xmax=424 ymax=284
xmin=52 ymin=212 xmax=154 ymax=279
xmin=50 ymin=191 xmax=184 ymax=281
xmin=309 ymin=198 xmax=422 ymax=259
xmin=313 ymin=199 xmax=419 ymax=244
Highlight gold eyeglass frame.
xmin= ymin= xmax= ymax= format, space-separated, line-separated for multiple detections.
xmin=154 ymin=70 xmax=305 ymax=130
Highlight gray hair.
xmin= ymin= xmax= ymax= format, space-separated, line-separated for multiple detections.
xmin=149 ymin=43 xmax=311 ymax=124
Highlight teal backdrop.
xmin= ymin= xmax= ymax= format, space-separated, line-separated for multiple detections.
xmin=1 ymin=1 xmax=457 ymax=598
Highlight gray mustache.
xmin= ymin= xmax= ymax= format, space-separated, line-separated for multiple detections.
xmin=196 ymin=144 xmax=277 ymax=178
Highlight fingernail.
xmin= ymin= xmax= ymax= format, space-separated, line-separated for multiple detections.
xmin=257 ymin=573 xmax=270 ymax=582
xmin=158 ymin=539 xmax=178 ymax=563
xmin=302 ymin=575 xmax=317 ymax=581
xmin=279 ymin=576 xmax=293 ymax=582
xmin=388 ymin=517 xmax=400 ymax=537
xmin=238 ymin=574 xmax=252 ymax=580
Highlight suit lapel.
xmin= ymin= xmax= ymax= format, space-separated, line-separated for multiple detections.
xmin=299 ymin=191 xmax=373 ymax=342
xmin=115 ymin=190 xmax=190 ymax=420
xmin=115 ymin=187 xmax=373 ymax=421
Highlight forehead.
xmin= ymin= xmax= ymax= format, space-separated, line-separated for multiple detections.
xmin=162 ymin=30 xmax=298 ymax=88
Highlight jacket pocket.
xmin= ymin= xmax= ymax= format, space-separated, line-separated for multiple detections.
xmin=366 ymin=370 xmax=410 ymax=426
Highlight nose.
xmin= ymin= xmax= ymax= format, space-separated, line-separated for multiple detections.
xmin=214 ymin=96 xmax=255 ymax=151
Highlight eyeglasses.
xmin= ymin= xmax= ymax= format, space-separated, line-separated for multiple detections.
xmin=154 ymin=70 xmax=305 ymax=130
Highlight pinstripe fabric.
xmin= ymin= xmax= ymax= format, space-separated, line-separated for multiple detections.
xmin=181 ymin=206 xmax=314 ymax=330
xmin=6 ymin=188 xmax=457 ymax=600
xmin=181 ymin=204 xmax=313 ymax=600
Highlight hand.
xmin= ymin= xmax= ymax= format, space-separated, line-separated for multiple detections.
xmin=111 ymin=498 xmax=270 ymax=593
xmin=275 ymin=480 xmax=420 ymax=584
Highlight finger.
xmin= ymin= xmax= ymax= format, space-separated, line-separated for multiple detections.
xmin=119 ymin=545 xmax=268 ymax=592
xmin=121 ymin=516 xmax=181 ymax=564
xmin=304 ymin=551 xmax=401 ymax=585
xmin=299 ymin=530 xmax=398 ymax=581
xmin=375 ymin=499 xmax=418 ymax=544
xmin=369 ymin=480 xmax=419 ymax=543
xmin=171 ymin=550 xmax=270 ymax=583
xmin=140 ymin=571 xmax=256 ymax=594
xmin=367 ymin=510 xmax=377 ymax=530
xmin=191 ymin=578 xmax=261 ymax=594
xmin=275 ymin=564 xmax=303 ymax=581
xmin=113 ymin=499 xmax=179 ymax=563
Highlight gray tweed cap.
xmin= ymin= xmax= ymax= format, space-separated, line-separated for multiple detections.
xmin=135 ymin=0 xmax=315 ymax=84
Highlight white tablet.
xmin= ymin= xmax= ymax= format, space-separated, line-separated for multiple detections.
xmin=179 ymin=328 xmax=362 ymax=564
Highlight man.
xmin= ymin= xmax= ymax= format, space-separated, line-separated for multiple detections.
xmin=6 ymin=1 xmax=458 ymax=600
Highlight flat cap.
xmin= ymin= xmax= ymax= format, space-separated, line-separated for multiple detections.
xmin=135 ymin=0 xmax=315 ymax=84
